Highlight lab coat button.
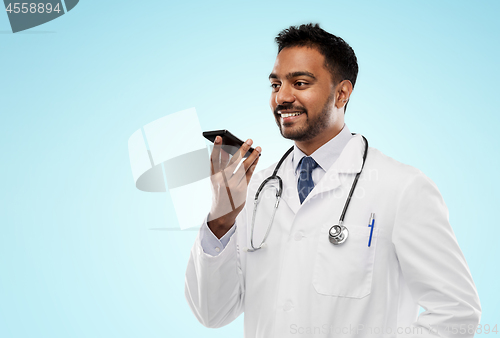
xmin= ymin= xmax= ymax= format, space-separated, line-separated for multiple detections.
xmin=283 ymin=301 xmax=294 ymax=312
xmin=215 ymin=247 xmax=221 ymax=253
xmin=294 ymin=232 xmax=304 ymax=241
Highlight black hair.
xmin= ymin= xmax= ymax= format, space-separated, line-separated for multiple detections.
xmin=275 ymin=23 xmax=358 ymax=112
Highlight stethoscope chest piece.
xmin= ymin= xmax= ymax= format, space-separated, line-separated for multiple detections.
xmin=329 ymin=224 xmax=349 ymax=245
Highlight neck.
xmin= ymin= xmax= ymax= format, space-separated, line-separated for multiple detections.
xmin=295 ymin=124 xmax=345 ymax=156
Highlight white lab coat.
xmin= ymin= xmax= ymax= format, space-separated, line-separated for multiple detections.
xmin=185 ymin=135 xmax=481 ymax=337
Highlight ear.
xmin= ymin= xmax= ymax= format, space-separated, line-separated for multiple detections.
xmin=335 ymin=80 xmax=353 ymax=109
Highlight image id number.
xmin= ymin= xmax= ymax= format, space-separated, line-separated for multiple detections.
xmin=446 ymin=324 xmax=498 ymax=335
xmin=5 ymin=3 xmax=61 ymax=14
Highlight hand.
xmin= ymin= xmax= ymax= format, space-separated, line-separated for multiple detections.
xmin=207 ymin=136 xmax=261 ymax=238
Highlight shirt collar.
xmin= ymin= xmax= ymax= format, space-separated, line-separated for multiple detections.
xmin=292 ymin=124 xmax=353 ymax=175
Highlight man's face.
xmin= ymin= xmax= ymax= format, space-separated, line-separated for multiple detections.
xmin=269 ymin=46 xmax=340 ymax=142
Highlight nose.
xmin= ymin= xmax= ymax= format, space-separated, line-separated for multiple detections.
xmin=275 ymin=84 xmax=295 ymax=106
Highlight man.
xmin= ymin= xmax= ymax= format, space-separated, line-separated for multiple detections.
xmin=185 ymin=23 xmax=481 ymax=337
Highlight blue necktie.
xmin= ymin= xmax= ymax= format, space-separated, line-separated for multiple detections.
xmin=297 ymin=156 xmax=318 ymax=204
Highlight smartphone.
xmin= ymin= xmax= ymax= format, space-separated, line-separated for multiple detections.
xmin=203 ymin=130 xmax=258 ymax=158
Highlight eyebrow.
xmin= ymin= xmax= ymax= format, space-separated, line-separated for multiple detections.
xmin=268 ymin=71 xmax=317 ymax=81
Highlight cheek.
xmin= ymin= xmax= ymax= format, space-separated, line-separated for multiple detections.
xmin=296 ymin=92 xmax=319 ymax=110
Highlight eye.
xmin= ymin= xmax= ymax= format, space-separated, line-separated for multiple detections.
xmin=295 ymin=81 xmax=308 ymax=87
xmin=270 ymin=83 xmax=281 ymax=91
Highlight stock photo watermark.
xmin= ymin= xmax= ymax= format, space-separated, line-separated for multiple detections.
xmin=3 ymin=0 xmax=79 ymax=33
xmin=290 ymin=323 xmax=499 ymax=336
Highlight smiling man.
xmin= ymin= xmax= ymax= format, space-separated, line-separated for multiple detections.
xmin=185 ymin=23 xmax=481 ymax=337
xmin=269 ymin=45 xmax=350 ymax=155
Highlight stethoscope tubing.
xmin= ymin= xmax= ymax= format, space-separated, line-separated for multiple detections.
xmin=249 ymin=134 xmax=368 ymax=251
xmin=338 ymin=135 xmax=368 ymax=224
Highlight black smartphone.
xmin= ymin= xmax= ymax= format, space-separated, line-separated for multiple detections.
xmin=203 ymin=130 xmax=258 ymax=158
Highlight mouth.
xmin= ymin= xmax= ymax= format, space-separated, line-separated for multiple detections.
xmin=278 ymin=111 xmax=305 ymax=123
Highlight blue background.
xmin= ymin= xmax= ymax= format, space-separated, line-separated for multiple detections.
xmin=1 ymin=0 xmax=498 ymax=336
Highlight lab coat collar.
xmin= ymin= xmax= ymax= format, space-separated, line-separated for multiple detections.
xmin=279 ymin=134 xmax=366 ymax=213
xmin=291 ymin=124 xmax=353 ymax=175
xmin=328 ymin=133 xmax=366 ymax=174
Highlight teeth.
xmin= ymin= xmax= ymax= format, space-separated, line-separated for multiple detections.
xmin=281 ymin=112 xmax=302 ymax=118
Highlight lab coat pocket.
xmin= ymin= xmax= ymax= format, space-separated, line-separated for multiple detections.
xmin=312 ymin=225 xmax=378 ymax=298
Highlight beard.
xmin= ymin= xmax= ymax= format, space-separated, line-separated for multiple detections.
xmin=274 ymin=92 xmax=335 ymax=142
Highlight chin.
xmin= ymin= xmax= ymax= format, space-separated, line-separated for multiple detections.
xmin=280 ymin=126 xmax=310 ymax=142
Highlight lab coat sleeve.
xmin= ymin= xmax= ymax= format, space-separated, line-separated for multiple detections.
xmin=200 ymin=220 xmax=237 ymax=256
xmin=184 ymin=214 xmax=245 ymax=328
xmin=392 ymin=173 xmax=481 ymax=337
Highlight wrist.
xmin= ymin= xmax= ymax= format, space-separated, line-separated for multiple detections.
xmin=207 ymin=215 xmax=235 ymax=239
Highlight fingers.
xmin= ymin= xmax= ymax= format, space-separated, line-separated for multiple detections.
xmin=220 ymin=148 xmax=230 ymax=169
xmin=209 ymin=139 xmax=261 ymax=220
xmin=234 ymin=146 xmax=261 ymax=185
xmin=227 ymin=141 xmax=261 ymax=177
xmin=245 ymin=155 xmax=260 ymax=184
xmin=210 ymin=136 xmax=222 ymax=174
xmin=242 ymin=146 xmax=261 ymax=172
xmin=231 ymin=151 xmax=259 ymax=188
xmin=220 ymin=169 xmax=235 ymax=211
xmin=227 ymin=139 xmax=253 ymax=170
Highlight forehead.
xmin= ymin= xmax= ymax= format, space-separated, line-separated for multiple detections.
xmin=271 ymin=46 xmax=327 ymax=78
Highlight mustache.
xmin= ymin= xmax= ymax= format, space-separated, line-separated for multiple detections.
xmin=274 ymin=104 xmax=307 ymax=115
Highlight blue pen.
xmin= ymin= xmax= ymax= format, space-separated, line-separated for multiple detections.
xmin=368 ymin=213 xmax=375 ymax=247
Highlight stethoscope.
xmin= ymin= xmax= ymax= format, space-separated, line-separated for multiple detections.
xmin=248 ymin=134 xmax=368 ymax=252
